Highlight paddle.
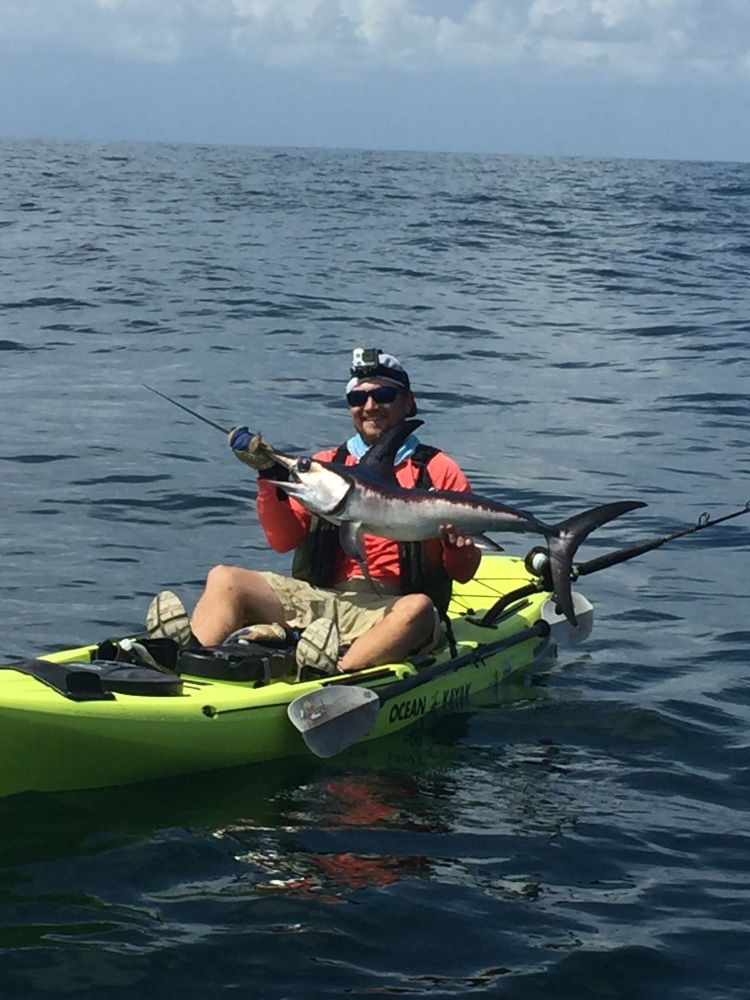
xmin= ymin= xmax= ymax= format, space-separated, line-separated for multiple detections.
xmin=287 ymin=611 xmax=594 ymax=758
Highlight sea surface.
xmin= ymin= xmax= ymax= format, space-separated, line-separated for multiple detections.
xmin=1 ymin=138 xmax=750 ymax=998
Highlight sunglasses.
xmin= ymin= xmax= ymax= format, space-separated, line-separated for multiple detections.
xmin=346 ymin=386 xmax=403 ymax=407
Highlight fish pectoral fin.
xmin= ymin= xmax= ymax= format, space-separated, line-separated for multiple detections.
xmin=339 ymin=522 xmax=366 ymax=563
xmin=475 ymin=533 xmax=504 ymax=552
xmin=338 ymin=523 xmax=383 ymax=596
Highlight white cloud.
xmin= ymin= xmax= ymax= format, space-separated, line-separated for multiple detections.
xmin=528 ymin=0 xmax=683 ymax=37
xmin=523 ymin=0 xmax=695 ymax=78
xmin=0 ymin=0 xmax=748 ymax=81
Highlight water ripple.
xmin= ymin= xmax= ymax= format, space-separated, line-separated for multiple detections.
xmin=0 ymin=138 xmax=749 ymax=1000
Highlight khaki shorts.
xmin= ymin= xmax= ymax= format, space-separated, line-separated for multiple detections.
xmin=256 ymin=572 xmax=441 ymax=651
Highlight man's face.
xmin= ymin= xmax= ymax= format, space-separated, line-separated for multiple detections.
xmin=347 ymin=380 xmax=416 ymax=445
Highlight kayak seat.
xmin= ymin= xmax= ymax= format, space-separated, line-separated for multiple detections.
xmin=177 ymin=643 xmax=297 ymax=686
xmin=95 ymin=635 xmax=296 ymax=687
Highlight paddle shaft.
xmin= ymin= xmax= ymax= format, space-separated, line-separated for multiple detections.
xmin=373 ymin=619 xmax=550 ymax=709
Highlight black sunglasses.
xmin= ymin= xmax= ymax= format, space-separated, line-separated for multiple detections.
xmin=346 ymin=386 xmax=403 ymax=407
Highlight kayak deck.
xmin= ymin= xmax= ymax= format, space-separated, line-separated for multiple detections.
xmin=0 ymin=556 xmax=554 ymax=797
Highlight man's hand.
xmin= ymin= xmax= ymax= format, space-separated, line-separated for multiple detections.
xmin=438 ymin=523 xmax=482 ymax=583
xmin=228 ymin=426 xmax=283 ymax=476
xmin=438 ymin=523 xmax=477 ymax=551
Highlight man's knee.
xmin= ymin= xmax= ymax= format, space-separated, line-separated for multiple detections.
xmin=205 ymin=563 xmax=259 ymax=594
xmin=389 ymin=593 xmax=437 ymax=641
xmin=392 ymin=592 xmax=434 ymax=619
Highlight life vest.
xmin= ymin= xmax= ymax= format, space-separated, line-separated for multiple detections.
xmin=291 ymin=443 xmax=453 ymax=614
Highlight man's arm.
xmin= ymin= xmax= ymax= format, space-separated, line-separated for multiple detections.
xmin=226 ymin=425 xmax=311 ymax=553
xmin=247 ymin=439 xmax=341 ymax=554
xmin=424 ymin=452 xmax=482 ymax=583
xmin=256 ymin=479 xmax=311 ymax=552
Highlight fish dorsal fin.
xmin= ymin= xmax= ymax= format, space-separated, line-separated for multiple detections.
xmin=357 ymin=419 xmax=423 ymax=482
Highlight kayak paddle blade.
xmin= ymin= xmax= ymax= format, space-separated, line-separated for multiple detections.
xmin=541 ymin=592 xmax=594 ymax=645
xmin=287 ymin=684 xmax=381 ymax=758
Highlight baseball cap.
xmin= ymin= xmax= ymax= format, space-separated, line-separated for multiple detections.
xmin=346 ymin=347 xmax=411 ymax=394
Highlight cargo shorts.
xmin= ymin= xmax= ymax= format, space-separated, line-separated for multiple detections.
xmin=256 ymin=572 xmax=441 ymax=651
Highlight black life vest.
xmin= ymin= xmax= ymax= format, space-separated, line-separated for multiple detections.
xmin=291 ymin=442 xmax=453 ymax=614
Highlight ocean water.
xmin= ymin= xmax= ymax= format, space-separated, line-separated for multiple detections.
xmin=1 ymin=138 xmax=750 ymax=998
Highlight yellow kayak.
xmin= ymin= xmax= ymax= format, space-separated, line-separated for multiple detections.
xmin=0 ymin=555 xmax=569 ymax=798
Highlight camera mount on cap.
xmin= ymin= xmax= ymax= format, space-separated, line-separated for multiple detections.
xmin=350 ymin=347 xmax=383 ymax=377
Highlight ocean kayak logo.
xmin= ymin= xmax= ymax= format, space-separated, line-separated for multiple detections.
xmin=388 ymin=682 xmax=472 ymax=724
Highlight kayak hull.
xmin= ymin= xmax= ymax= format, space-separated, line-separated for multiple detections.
xmin=0 ymin=556 xmax=555 ymax=797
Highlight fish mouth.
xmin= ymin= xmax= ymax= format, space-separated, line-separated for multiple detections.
xmin=270 ymin=472 xmax=353 ymax=518
xmin=261 ymin=445 xmax=298 ymax=470
xmin=268 ymin=479 xmax=341 ymax=517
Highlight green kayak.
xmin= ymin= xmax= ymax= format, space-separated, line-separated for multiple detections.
xmin=0 ymin=554 xmax=576 ymax=798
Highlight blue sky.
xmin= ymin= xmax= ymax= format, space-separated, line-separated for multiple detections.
xmin=1 ymin=0 xmax=748 ymax=162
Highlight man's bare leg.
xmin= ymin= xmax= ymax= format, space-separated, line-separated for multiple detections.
xmin=338 ymin=593 xmax=436 ymax=672
xmin=190 ymin=564 xmax=288 ymax=646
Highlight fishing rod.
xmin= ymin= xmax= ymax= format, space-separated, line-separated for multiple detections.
xmin=572 ymin=501 xmax=750 ymax=578
xmin=144 ymin=384 xmax=299 ymax=471
xmin=143 ymin=384 xmax=230 ymax=435
xmin=480 ymin=502 xmax=750 ymax=627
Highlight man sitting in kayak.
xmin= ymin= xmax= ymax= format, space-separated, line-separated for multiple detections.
xmin=147 ymin=348 xmax=481 ymax=678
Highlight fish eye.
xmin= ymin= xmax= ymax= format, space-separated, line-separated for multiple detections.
xmin=297 ymin=457 xmax=311 ymax=473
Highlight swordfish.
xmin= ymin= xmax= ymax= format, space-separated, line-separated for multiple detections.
xmin=263 ymin=422 xmax=645 ymax=626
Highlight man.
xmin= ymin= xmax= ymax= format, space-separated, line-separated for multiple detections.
xmin=147 ymin=348 xmax=481 ymax=678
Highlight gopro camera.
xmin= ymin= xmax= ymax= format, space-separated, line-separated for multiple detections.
xmin=350 ymin=347 xmax=382 ymax=377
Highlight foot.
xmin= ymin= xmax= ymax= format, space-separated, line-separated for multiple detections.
xmin=295 ymin=617 xmax=341 ymax=680
xmin=146 ymin=590 xmax=194 ymax=649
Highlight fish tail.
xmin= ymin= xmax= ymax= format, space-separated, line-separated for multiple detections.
xmin=546 ymin=500 xmax=646 ymax=624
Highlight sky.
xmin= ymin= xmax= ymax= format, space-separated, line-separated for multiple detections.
xmin=1 ymin=0 xmax=749 ymax=162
